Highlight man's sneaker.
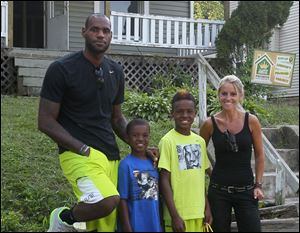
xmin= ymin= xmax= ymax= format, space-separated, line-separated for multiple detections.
xmin=47 ymin=207 xmax=77 ymax=232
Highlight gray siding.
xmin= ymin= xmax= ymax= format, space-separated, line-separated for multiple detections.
xmin=150 ymin=1 xmax=190 ymax=18
xmin=272 ymin=1 xmax=299 ymax=97
xmin=109 ymin=44 xmax=178 ymax=56
xmin=69 ymin=1 xmax=94 ymax=51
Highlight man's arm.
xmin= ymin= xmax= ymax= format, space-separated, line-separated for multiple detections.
xmin=38 ymin=97 xmax=88 ymax=155
xmin=111 ymin=104 xmax=129 ymax=144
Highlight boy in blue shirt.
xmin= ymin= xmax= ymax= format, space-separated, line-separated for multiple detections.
xmin=117 ymin=119 xmax=162 ymax=232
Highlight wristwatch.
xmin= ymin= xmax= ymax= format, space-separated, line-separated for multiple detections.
xmin=255 ymin=182 xmax=263 ymax=189
xmin=79 ymin=144 xmax=90 ymax=156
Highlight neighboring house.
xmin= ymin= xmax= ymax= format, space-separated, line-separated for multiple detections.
xmin=1 ymin=1 xmax=224 ymax=55
xmin=229 ymin=1 xmax=299 ymax=100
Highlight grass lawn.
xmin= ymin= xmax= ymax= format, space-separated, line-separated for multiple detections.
xmin=1 ymin=95 xmax=298 ymax=231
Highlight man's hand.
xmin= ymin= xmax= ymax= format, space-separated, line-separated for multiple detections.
xmin=146 ymin=147 xmax=159 ymax=167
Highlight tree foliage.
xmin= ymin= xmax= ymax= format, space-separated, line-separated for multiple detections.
xmin=194 ymin=1 xmax=224 ymax=20
xmin=215 ymin=1 xmax=293 ymax=74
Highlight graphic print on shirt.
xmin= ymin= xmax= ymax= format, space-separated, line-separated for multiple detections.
xmin=133 ymin=170 xmax=159 ymax=200
xmin=177 ymin=144 xmax=202 ymax=170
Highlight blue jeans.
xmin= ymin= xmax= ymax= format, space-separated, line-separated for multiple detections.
xmin=208 ymin=185 xmax=261 ymax=232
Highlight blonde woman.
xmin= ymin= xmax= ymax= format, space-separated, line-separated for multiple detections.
xmin=200 ymin=75 xmax=264 ymax=232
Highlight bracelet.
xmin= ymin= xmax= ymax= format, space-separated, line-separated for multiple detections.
xmin=79 ymin=144 xmax=89 ymax=155
xmin=255 ymin=182 xmax=263 ymax=189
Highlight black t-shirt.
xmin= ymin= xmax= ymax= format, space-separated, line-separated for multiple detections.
xmin=210 ymin=112 xmax=254 ymax=186
xmin=40 ymin=51 xmax=125 ymax=160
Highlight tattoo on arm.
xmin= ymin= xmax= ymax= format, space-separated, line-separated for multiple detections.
xmin=38 ymin=98 xmax=83 ymax=153
xmin=112 ymin=115 xmax=128 ymax=144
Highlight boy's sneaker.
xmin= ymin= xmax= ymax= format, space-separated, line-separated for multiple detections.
xmin=47 ymin=207 xmax=77 ymax=232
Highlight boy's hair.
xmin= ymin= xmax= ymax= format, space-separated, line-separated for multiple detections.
xmin=126 ymin=119 xmax=150 ymax=135
xmin=171 ymin=89 xmax=196 ymax=111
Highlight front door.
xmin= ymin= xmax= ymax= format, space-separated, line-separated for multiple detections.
xmin=13 ymin=1 xmax=44 ymax=48
xmin=46 ymin=1 xmax=69 ymax=50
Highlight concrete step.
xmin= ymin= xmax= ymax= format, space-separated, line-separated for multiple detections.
xmin=231 ymin=217 xmax=299 ymax=232
xmin=259 ymin=202 xmax=299 ymax=219
xmin=8 ymin=47 xmax=70 ymax=59
xmin=251 ymin=148 xmax=299 ymax=172
xmin=231 ymin=198 xmax=299 ymax=231
xmin=231 ymin=200 xmax=299 ymax=220
xmin=262 ymin=126 xmax=299 ymax=149
xmin=260 ymin=172 xmax=299 ymax=199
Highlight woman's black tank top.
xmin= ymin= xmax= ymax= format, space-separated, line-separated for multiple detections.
xmin=210 ymin=112 xmax=254 ymax=186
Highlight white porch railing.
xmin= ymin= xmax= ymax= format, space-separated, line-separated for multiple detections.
xmin=1 ymin=1 xmax=8 ymax=47
xmin=110 ymin=11 xmax=225 ymax=53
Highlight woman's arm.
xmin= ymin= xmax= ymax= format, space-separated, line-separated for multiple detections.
xmin=199 ymin=118 xmax=213 ymax=146
xmin=200 ymin=118 xmax=213 ymax=176
xmin=249 ymin=114 xmax=265 ymax=200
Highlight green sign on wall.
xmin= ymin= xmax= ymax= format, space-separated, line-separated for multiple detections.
xmin=251 ymin=50 xmax=296 ymax=87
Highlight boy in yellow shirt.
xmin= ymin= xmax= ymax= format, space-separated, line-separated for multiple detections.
xmin=158 ymin=90 xmax=212 ymax=232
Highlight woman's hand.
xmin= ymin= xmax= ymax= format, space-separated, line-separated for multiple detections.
xmin=254 ymin=187 xmax=264 ymax=200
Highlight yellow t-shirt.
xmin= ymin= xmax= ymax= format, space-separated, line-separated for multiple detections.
xmin=158 ymin=129 xmax=210 ymax=221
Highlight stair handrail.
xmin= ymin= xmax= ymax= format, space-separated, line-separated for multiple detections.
xmin=193 ymin=53 xmax=299 ymax=205
xmin=262 ymin=134 xmax=299 ymax=194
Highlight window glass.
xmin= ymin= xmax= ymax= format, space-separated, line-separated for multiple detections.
xmin=110 ymin=1 xmax=138 ymax=13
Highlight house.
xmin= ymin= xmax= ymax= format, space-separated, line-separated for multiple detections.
xmin=1 ymin=1 xmax=224 ymax=96
xmin=1 ymin=1 xmax=224 ymax=55
xmin=229 ymin=1 xmax=299 ymax=101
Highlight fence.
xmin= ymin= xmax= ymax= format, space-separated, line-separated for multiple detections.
xmin=107 ymin=53 xmax=199 ymax=92
xmin=110 ymin=11 xmax=224 ymax=51
xmin=3 ymin=48 xmax=200 ymax=95
xmin=1 ymin=48 xmax=17 ymax=94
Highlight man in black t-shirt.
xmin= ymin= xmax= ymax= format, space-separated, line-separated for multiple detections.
xmin=38 ymin=14 xmax=132 ymax=232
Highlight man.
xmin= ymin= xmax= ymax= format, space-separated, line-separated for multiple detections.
xmin=38 ymin=14 xmax=150 ymax=232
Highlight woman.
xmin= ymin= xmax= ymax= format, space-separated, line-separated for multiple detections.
xmin=200 ymin=75 xmax=264 ymax=232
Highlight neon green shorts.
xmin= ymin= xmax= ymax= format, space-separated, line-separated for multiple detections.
xmin=59 ymin=147 xmax=120 ymax=232
xmin=164 ymin=218 xmax=204 ymax=232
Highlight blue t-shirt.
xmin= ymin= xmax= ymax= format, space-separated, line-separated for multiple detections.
xmin=118 ymin=154 xmax=162 ymax=232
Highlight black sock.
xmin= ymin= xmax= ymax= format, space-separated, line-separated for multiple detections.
xmin=59 ymin=208 xmax=76 ymax=225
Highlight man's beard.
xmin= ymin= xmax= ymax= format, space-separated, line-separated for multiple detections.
xmin=86 ymin=40 xmax=110 ymax=54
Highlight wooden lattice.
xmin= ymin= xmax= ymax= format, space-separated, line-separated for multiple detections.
xmin=2 ymin=48 xmax=200 ymax=95
xmin=1 ymin=48 xmax=17 ymax=94
xmin=107 ymin=54 xmax=199 ymax=91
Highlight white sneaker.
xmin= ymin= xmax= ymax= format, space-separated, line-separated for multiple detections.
xmin=47 ymin=207 xmax=77 ymax=232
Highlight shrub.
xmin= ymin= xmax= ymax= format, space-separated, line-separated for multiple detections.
xmin=123 ymin=91 xmax=171 ymax=122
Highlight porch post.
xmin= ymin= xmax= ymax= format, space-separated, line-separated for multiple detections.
xmin=198 ymin=59 xmax=207 ymax=127
xmin=105 ymin=1 xmax=110 ymax=17
xmin=8 ymin=1 xmax=13 ymax=47
xmin=144 ymin=1 xmax=149 ymax=15
xmin=94 ymin=1 xmax=100 ymax=13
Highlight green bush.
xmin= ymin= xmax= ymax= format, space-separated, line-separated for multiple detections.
xmin=124 ymin=70 xmax=199 ymax=122
xmin=123 ymin=91 xmax=171 ymax=122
